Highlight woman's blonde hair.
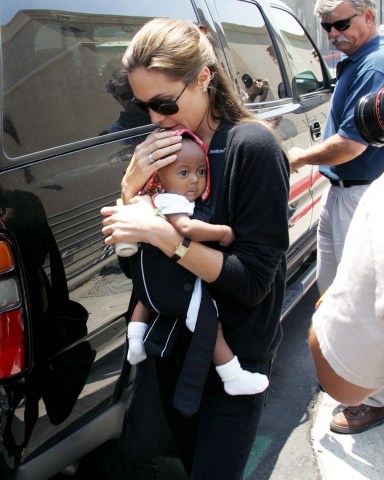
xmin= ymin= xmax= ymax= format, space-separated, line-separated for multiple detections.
xmin=122 ymin=17 xmax=255 ymax=125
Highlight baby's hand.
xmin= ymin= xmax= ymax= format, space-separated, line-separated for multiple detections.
xmin=219 ymin=226 xmax=235 ymax=247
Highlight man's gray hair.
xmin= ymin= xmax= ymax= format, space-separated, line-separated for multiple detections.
xmin=314 ymin=0 xmax=376 ymax=19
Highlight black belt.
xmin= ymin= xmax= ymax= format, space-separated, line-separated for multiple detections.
xmin=329 ymin=179 xmax=372 ymax=188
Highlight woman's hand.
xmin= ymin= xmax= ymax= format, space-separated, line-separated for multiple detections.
xmin=122 ymin=128 xmax=182 ymax=203
xmin=101 ymin=195 xmax=182 ymax=255
xmin=102 ymin=195 xmax=156 ymax=246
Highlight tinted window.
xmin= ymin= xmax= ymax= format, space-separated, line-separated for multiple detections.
xmin=215 ymin=0 xmax=286 ymax=103
xmin=271 ymin=7 xmax=325 ymax=95
xmin=1 ymin=1 xmax=197 ymax=158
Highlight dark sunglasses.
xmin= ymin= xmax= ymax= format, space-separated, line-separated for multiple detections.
xmin=321 ymin=13 xmax=358 ymax=33
xmin=131 ymin=83 xmax=189 ymax=115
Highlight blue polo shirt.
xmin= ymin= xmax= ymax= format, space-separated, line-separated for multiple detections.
xmin=320 ymin=35 xmax=384 ymax=181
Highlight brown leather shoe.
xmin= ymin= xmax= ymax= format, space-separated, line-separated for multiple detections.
xmin=330 ymin=404 xmax=384 ymax=434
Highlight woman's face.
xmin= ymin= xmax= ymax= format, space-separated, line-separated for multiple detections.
xmin=127 ymin=68 xmax=211 ymax=135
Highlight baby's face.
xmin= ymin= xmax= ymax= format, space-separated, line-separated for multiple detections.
xmin=157 ymin=139 xmax=207 ymax=202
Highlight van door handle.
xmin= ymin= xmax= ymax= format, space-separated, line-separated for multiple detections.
xmin=310 ymin=121 xmax=321 ymax=141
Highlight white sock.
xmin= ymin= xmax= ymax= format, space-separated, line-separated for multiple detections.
xmin=127 ymin=322 xmax=148 ymax=365
xmin=215 ymin=356 xmax=269 ymax=395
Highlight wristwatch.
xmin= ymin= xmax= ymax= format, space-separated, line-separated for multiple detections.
xmin=171 ymin=238 xmax=191 ymax=262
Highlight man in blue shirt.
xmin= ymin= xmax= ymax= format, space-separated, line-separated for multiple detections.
xmin=289 ymin=0 xmax=384 ymax=435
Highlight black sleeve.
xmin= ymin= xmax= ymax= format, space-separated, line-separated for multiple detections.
xmin=211 ymin=122 xmax=290 ymax=308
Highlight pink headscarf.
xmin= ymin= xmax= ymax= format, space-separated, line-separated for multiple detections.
xmin=142 ymin=129 xmax=210 ymax=201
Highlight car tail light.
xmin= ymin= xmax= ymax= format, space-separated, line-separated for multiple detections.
xmin=0 ymin=239 xmax=25 ymax=379
xmin=0 ymin=241 xmax=13 ymax=272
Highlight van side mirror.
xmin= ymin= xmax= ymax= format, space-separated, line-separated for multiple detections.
xmin=293 ymin=70 xmax=320 ymax=95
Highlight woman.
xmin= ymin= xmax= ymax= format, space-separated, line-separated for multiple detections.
xmin=124 ymin=129 xmax=269 ymax=398
xmin=101 ymin=17 xmax=290 ymax=480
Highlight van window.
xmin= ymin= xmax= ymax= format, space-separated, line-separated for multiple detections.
xmin=214 ymin=0 xmax=286 ymax=103
xmin=271 ymin=7 xmax=325 ymax=95
xmin=1 ymin=1 xmax=196 ymax=158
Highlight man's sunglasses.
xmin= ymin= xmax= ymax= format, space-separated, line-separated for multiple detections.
xmin=321 ymin=13 xmax=358 ymax=33
xmin=131 ymin=83 xmax=189 ymax=115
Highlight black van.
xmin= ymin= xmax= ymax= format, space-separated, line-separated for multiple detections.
xmin=0 ymin=1 xmax=332 ymax=478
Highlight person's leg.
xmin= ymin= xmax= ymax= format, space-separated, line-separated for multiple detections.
xmin=364 ymin=389 xmax=384 ymax=408
xmin=212 ymin=321 xmax=234 ymax=365
xmin=316 ymin=186 xmax=338 ymax=295
xmin=155 ymin=355 xmax=199 ymax=476
xmin=214 ymin=322 xmax=269 ymax=395
xmin=317 ymin=185 xmax=369 ymax=295
xmin=190 ymin=362 xmax=270 ymax=480
xmin=157 ymin=358 xmax=271 ymax=479
xmin=318 ymin=184 xmax=374 ymax=433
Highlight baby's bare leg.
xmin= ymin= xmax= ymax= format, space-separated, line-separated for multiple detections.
xmin=212 ymin=321 xmax=235 ymax=365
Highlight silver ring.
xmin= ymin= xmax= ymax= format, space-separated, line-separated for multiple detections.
xmin=148 ymin=153 xmax=154 ymax=164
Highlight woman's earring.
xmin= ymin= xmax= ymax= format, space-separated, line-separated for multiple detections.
xmin=202 ymin=85 xmax=208 ymax=93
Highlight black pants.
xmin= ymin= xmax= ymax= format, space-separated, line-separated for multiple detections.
xmin=156 ymin=356 xmax=271 ymax=480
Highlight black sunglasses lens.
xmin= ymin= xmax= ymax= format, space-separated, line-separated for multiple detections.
xmin=334 ymin=19 xmax=349 ymax=31
xmin=321 ymin=23 xmax=331 ymax=32
xmin=321 ymin=18 xmax=349 ymax=32
xmin=156 ymin=101 xmax=179 ymax=115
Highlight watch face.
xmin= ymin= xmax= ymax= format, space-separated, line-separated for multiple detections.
xmin=175 ymin=245 xmax=188 ymax=257
xmin=171 ymin=238 xmax=191 ymax=261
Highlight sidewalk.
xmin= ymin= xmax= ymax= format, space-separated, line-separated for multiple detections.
xmin=312 ymin=392 xmax=383 ymax=479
